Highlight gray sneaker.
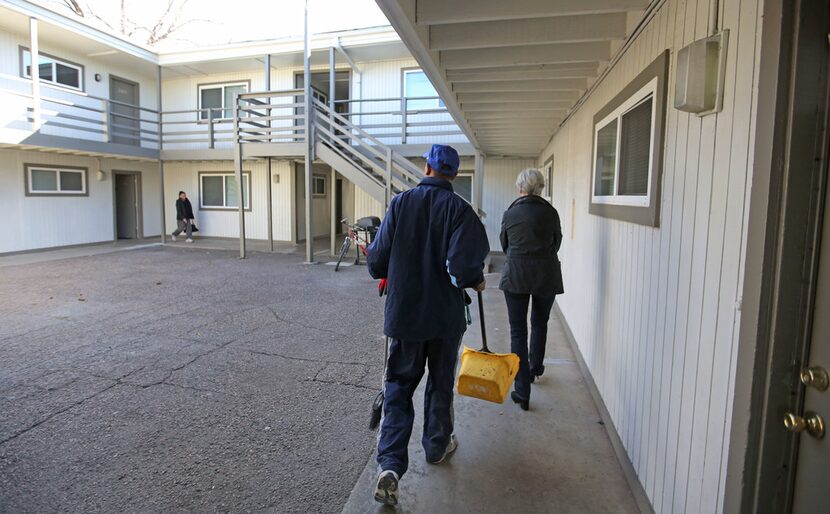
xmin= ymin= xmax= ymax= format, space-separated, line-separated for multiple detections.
xmin=171 ymin=234 xmax=177 ymax=241
xmin=373 ymin=470 xmax=399 ymax=506
xmin=427 ymin=435 xmax=458 ymax=464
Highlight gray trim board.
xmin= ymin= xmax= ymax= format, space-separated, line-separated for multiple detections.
xmin=23 ymin=162 xmax=89 ymax=197
xmin=588 ymin=50 xmax=669 ymax=228
xmin=553 ymin=302 xmax=654 ymax=514
xmin=17 ymin=133 xmax=160 ymax=160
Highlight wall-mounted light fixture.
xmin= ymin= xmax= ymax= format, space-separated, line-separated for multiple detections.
xmin=674 ymin=31 xmax=729 ymax=116
xmin=94 ymin=73 xmax=102 ymax=82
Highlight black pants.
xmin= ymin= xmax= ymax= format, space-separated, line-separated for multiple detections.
xmin=503 ymin=291 xmax=556 ymax=401
xmin=376 ymin=335 xmax=463 ymax=477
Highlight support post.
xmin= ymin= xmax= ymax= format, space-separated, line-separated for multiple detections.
xmin=329 ymin=46 xmax=336 ymax=136
xmin=207 ymin=108 xmax=214 ymax=148
xmin=473 ymin=150 xmax=484 ymax=217
xmin=401 ymin=97 xmax=407 ymax=144
xmin=330 ymin=166 xmax=337 ymax=255
xmin=385 ymin=147 xmax=393 ymax=211
xmin=157 ymin=65 xmax=166 ymax=244
xmin=303 ymin=0 xmax=314 ymax=262
xmin=265 ymin=53 xmax=274 ymax=252
xmin=29 ymin=17 xmax=40 ymax=131
xmin=233 ymin=98 xmax=246 ymax=259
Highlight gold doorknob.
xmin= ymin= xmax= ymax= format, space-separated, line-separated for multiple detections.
xmin=800 ymin=366 xmax=829 ymax=391
xmin=784 ymin=412 xmax=825 ymax=439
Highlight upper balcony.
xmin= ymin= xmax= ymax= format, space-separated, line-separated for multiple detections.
xmin=0 ymin=74 xmax=470 ymax=161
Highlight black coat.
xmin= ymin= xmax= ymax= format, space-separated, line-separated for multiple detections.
xmin=367 ymin=177 xmax=490 ymax=340
xmin=176 ymin=198 xmax=194 ymax=221
xmin=498 ymin=195 xmax=564 ymax=296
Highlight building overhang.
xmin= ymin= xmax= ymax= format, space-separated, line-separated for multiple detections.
xmin=374 ymin=0 xmax=650 ymax=158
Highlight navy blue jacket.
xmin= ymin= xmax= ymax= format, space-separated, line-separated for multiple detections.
xmin=367 ymin=177 xmax=490 ymax=341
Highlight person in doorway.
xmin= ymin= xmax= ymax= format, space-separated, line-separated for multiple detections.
xmin=172 ymin=191 xmax=195 ymax=243
xmin=367 ymin=144 xmax=490 ymax=507
xmin=499 ymin=168 xmax=563 ymax=411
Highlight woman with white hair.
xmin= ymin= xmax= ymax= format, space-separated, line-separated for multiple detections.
xmin=499 ymin=168 xmax=564 ymax=410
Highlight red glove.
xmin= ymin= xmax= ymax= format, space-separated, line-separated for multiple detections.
xmin=378 ymin=278 xmax=388 ymax=297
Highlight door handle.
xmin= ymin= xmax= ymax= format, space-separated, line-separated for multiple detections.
xmin=800 ymin=366 xmax=829 ymax=391
xmin=784 ymin=412 xmax=825 ymax=439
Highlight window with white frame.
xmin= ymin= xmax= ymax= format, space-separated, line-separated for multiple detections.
xmin=454 ymin=174 xmax=473 ymax=204
xmin=592 ymin=77 xmax=657 ymax=207
xmin=21 ymin=48 xmax=83 ymax=91
xmin=200 ymin=172 xmax=250 ymax=209
xmin=198 ymin=82 xmax=248 ymax=120
xmin=312 ymin=175 xmax=326 ymax=197
xmin=25 ymin=165 xmax=87 ymax=195
xmin=404 ymin=69 xmax=445 ymax=110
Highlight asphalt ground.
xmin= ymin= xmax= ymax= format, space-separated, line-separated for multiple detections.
xmin=0 ymin=246 xmax=385 ymax=513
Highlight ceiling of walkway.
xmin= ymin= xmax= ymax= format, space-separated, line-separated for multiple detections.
xmin=377 ymin=0 xmax=650 ymax=157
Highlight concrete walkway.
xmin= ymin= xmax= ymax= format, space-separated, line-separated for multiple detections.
xmin=342 ymin=280 xmax=640 ymax=514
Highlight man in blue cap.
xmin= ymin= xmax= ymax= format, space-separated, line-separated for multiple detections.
xmin=367 ymin=144 xmax=490 ymax=506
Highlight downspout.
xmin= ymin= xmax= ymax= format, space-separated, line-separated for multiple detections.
xmin=29 ymin=17 xmax=40 ymax=130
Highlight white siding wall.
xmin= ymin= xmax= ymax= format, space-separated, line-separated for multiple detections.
xmin=480 ymin=158 xmax=538 ymax=250
xmin=0 ymin=149 xmax=160 ymax=253
xmin=0 ymin=27 xmax=157 ymax=147
xmin=162 ymin=159 xmax=293 ymax=241
xmin=538 ymin=0 xmax=763 ymax=512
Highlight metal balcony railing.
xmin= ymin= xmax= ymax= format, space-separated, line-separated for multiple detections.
xmin=0 ymin=73 xmax=160 ymax=150
xmin=1 ymin=75 xmax=466 ymax=156
xmin=334 ymin=95 xmax=465 ymax=145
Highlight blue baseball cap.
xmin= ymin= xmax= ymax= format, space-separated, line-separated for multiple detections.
xmin=423 ymin=144 xmax=460 ymax=177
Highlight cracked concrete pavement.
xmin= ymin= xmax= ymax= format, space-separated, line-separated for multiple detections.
xmin=0 ymin=246 xmax=385 ymax=512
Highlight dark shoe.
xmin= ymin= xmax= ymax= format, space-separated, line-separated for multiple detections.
xmin=427 ymin=435 xmax=458 ymax=464
xmin=373 ymin=470 xmax=399 ymax=506
xmin=511 ymin=391 xmax=529 ymax=411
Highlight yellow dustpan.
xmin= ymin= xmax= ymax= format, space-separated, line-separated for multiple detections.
xmin=457 ymin=291 xmax=520 ymax=404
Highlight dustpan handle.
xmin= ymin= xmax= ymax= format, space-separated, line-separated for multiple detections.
xmin=477 ymin=290 xmax=490 ymax=353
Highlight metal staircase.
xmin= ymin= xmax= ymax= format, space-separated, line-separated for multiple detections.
xmin=233 ymin=89 xmax=425 ymax=208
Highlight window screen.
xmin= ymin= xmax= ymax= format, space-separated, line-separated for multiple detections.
xmin=594 ymin=119 xmax=617 ymax=196
xmin=59 ymin=171 xmax=84 ymax=192
xmin=31 ymin=169 xmax=57 ymax=191
xmin=618 ymin=97 xmax=652 ymax=196
xmin=200 ymin=88 xmax=222 ymax=120
xmin=201 ymin=176 xmax=224 ymax=206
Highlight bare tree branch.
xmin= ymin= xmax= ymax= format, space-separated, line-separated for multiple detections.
xmin=61 ymin=0 xmax=85 ymax=16
xmin=54 ymin=0 xmax=212 ymax=48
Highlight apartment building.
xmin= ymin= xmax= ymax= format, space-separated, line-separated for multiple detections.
xmin=0 ymin=0 xmax=494 ymax=256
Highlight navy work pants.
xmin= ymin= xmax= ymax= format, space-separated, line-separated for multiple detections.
xmin=376 ymin=335 xmax=462 ymax=477
xmin=504 ymin=291 xmax=556 ymax=401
